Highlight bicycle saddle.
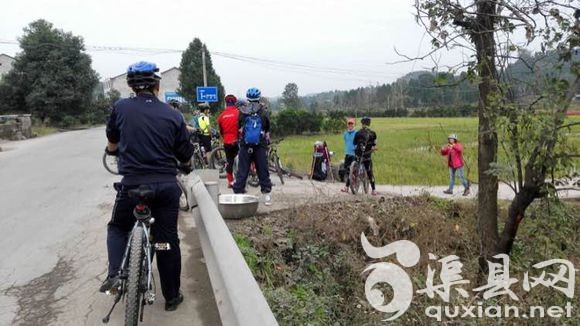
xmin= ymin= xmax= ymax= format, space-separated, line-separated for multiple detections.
xmin=128 ymin=185 xmax=155 ymax=202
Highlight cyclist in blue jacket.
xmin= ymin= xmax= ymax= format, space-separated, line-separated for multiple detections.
xmin=103 ymin=61 xmax=194 ymax=311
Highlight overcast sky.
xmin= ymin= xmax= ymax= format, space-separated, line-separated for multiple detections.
xmin=0 ymin=0 xmax=468 ymax=97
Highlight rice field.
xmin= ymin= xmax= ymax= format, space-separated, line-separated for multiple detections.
xmin=275 ymin=117 xmax=580 ymax=185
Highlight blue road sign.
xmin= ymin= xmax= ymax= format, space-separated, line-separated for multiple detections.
xmin=164 ymin=91 xmax=184 ymax=103
xmin=196 ymin=87 xmax=219 ymax=103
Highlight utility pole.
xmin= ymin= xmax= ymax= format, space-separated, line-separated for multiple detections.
xmin=202 ymin=47 xmax=209 ymax=107
xmin=202 ymin=48 xmax=208 ymax=87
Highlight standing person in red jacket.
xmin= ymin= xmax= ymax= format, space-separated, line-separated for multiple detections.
xmin=441 ymin=133 xmax=470 ymax=196
xmin=217 ymin=94 xmax=240 ymax=188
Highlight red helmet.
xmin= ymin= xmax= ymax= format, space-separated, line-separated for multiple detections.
xmin=225 ymin=94 xmax=237 ymax=105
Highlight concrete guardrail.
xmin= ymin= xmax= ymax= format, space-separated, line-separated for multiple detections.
xmin=189 ymin=172 xmax=278 ymax=326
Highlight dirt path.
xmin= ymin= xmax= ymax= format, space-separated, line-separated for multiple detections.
xmin=218 ymin=176 xmax=580 ymax=214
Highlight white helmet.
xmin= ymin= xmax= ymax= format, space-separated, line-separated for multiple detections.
xmin=448 ymin=134 xmax=457 ymax=140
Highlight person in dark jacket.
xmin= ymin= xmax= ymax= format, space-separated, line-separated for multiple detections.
xmin=353 ymin=117 xmax=378 ymax=195
xmin=102 ymin=61 xmax=194 ymax=312
xmin=233 ymin=87 xmax=273 ymax=205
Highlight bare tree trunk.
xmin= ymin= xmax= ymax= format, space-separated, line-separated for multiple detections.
xmin=499 ymin=187 xmax=537 ymax=254
xmin=472 ymin=0 xmax=500 ymax=271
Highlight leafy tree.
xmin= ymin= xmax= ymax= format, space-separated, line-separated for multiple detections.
xmin=0 ymin=20 xmax=98 ymax=125
xmin=178 ymin=38 xmax=225 ymax=109
xmin=282 ymin=83 xmax=301 ymax=109
xmin=414 ymin=0 xmax=579 ymax=265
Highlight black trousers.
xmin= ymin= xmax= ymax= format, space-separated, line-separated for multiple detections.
xmin=107 ymin=182 xmax=181 ymax=301
xmin=233 ymin=145 xmax=272 ymax=194
xmin=344 ymin=155 xmax=355 ymax=187
xmin=363 ymin=159 xmax=376 ymax=191
xmin=224 ymin=143 xmax=239 ymax=174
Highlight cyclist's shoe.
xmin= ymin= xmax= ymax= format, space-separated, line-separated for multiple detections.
xmin=263 ymin=193 xmax=272 ymax=206
xmin=462 ymin=188 xmax=471 ymax=196
xmin=340 ymin=187 xmax=349 ymax=193
xmin=443 ymin=189 xmax=453 ymax=195
xmin=99 ymin=276 xmax=119 ymax=293
xmin=165 ymin=292 xmax=184 ymax=311
xmin=371 ymin=190 xmax=378 ymax=196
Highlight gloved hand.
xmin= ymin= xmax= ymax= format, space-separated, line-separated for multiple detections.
xmin=105 ymin=146 xmax=118 ymax=156
xmin=178 ymin=162 xmax=193 ymax=174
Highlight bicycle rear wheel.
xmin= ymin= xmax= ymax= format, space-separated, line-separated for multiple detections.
xmin=103 ymin=153 xmax=120 ymax=175
xmin=125 ymin=226 xmax=144 ymax=326
xmin=209 ymin=147 xmax=227 ymax=178
xmin=349 ymin=162 xmax=360 ymax=194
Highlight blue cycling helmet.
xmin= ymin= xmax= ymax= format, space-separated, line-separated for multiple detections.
xmin=361 ymin=116 xmax=371 ymax=126
xmin=126 ymin=61 xmax=161 ymax=90
xmin=246 ymin=87 xmax=261 ymax=102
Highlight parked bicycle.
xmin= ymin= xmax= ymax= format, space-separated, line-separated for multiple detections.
xmin=348 ymin=150 xmax=372 ymax=195
xmin=268 ymin=139 xmax=304 ymax=182
xmin=102 ymin=185 xmax=157 ymax=326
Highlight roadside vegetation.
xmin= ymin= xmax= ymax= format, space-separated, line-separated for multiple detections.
xmin=231 ymin=196 xmax=579 ymax=325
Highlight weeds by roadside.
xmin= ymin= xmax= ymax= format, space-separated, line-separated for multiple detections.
xmin=231 ymin=196 xmax=579 ymax=325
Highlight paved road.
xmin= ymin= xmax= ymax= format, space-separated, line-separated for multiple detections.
xmin=0 ymin=128 xmax=220 ymax=325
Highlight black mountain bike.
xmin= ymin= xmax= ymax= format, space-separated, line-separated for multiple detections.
xmin=349 ymin=149 xmax=372 ymax=195
xmin=102 ymin=186 xmax=156 ymax=326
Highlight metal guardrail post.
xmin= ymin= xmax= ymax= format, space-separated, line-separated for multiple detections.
xmin=190 ymin=174 xmax=278 ymax=326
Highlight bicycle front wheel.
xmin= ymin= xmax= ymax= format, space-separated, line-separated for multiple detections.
xmin=103 ymin=152 xmax=120 ymax=175
xmin=192 ymin=150 xmax=205 ymax=170
xmin=125 ymin=226 xmax=144 ymax=326
xmin=209 ymin=147 xmax=227 ymax=178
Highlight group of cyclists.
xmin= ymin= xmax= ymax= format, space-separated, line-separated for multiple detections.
xmin=170 ymin=89 xmax=273 ymax=204
xmin=101 ymin=61 xmax=274 ymax=314
xmin=100 ymin=60 xmax=470 ymax=318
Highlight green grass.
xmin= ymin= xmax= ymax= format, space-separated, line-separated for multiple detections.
xmin=276 ymin=117 xmax=580 ymax=185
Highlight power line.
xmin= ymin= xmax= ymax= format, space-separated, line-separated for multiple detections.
xmin=0 ymin=39 xmax=404 ymax=81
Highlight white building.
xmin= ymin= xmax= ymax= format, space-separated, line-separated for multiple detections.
xmin=103 ymin=67 xmax=182 ymax=102
xmin=0 ymin=54 xmax=15 ymax=79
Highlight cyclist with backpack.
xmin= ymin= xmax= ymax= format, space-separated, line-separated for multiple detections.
xmin=353 ymin=117 xmax=378 ymax=195
xmin=233 ymin=87 xmax=273 ymax=205
xmin=217 ymin=94 xmax=240 ymax=188
xmin=103 ymin=61 xmax=193 ymax=311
